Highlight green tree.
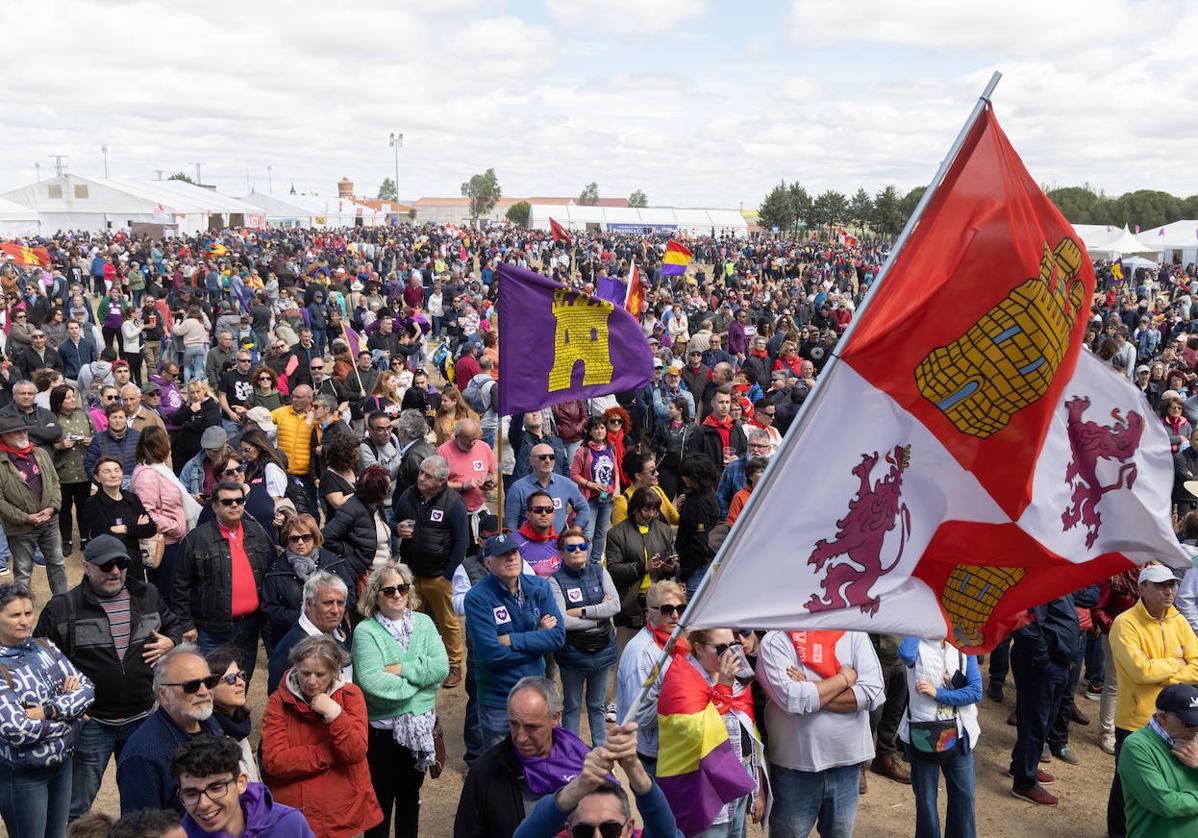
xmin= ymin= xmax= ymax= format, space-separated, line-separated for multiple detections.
xmin=578 ymin=182 xmax=600 ymax=206
xmin=506 ymin=200 xmax=531 ymax=227
xmin=377 ymin=177 xmax=398 ymax=201
xmin=871 ymin=185 xmax=904 ymax=238
xmin=849 ymin=188 xmax=873 ymax=232
xmin=790 ymin=183 xmax=814 ymax=230
xmin=812 ymin=190 xmax=848 ymax=232
xmin=1045 ymin=185 xmax=1109 ymax=224
xmin=1183 ymin=195 xmax=1198 ymax=220
xmin=168 ymin=171 xmax=194 ymax=184
xmin=758 ymin=182 xmax=797 ymax=233
xmin=628 ymin=189 xmax=648 ymax=208
xmin=899 ymin=186 xmax=927 ymax=226
xmin=1113 ymin=190 xmax=1182 ymax=231
xmin=460 ymin=168 xmax=502 ymax=222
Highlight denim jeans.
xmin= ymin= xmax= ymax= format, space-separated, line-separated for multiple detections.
xmin=197 ymin=615 xmax=262 ymax=684
xmin=70 ymin=717 xmax=145 ymax=819
xmin=478 ymin=700 xmax=510 ymax=752
xmin=906 ymin=740 xmax=977 ymax=838
xmin=1083 ymin=630 xmax=1104 ymax=689
xmin=0 ymin=522 xmax=10 ymax=570
xmin=691 ymin=793 xmax=750 ymax=838
xmin=1049 ymin=641 xmax=1086 ymax=749
xmin=584 ymin=498 xmax=612 ymax=565
xmin=560 ymin=663 xmax=612 ymax=746
xmin=684 ymin=563 xmax=711 ymax=601
xmin=0 ymin=760 xmax=72 ymax=838
xmin=10 ymin=522 xmax=68 ymax=596
xmin=768 ymin=762 xmax=859 ymax=838
xmin=183 ymin=345 xmax=207 ymax=383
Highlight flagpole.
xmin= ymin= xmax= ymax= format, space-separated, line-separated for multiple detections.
xmin=340 ymin=319 xmax=365 ymax=399
xmin=620 ymin=70 xmax=1003 ymax=727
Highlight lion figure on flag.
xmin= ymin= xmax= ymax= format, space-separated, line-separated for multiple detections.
xmin=805 ymin=445 xmax=912 ymax=617
xmin=1061 ymin=396 xmax=1143 ymax=547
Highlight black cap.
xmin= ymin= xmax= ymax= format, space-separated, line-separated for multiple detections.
xmin=1157 ymin=684 xmax=1198 ymax=725
xmin=83 ymin=534 xmax=129 ymax=566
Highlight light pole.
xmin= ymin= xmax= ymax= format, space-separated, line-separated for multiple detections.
xmin=101 ymin=145 xmax=109 ymax=178
xmin=267 ymin=165 xmax=273 ymax=194
xmin=389 ymin=132 xmax=403 ymax=220
xmin=191 ymin=162 xmax=202 ymax=184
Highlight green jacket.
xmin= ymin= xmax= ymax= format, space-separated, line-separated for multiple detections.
xmin=0 ymin=447 xmax=62 ymax=534
xmin=1119 ymin=724 xmax=1198 ymax=837
xmin=351 ymin=611 xmax=449 ymax=722
xmin=53 ymin=409 xmax=96 ymax=485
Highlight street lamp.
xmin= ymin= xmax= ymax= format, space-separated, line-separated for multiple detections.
xmin=389 ymin=132 xmax=403 ymax=221
xmin=101 ymin=145 xmax=108 ymax=178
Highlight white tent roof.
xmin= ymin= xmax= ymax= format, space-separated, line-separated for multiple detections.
xmin=1080 ymin=224 xmax=1162 ymax=257
xmin=1137 ymin=220 xmax=1198 ymax=249
xmin=0 ymin=196 xmax=38 ymax=223
xmin=3 ymin=174 xmax=263 ymax=216
xmin=1122 ymin=256 xmax=1159 ymax=272
xmin=528 ymin=203 xmax=749 ymax=232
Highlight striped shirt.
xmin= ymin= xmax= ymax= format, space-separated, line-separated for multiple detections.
xmin=97 ymin=588 xmax=132 ymax=659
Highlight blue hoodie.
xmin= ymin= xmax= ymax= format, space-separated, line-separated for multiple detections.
xmin=183 ymin=782 xmax=315 ymax=838
xmin=0 ymin=638 xmax=94 ymax=768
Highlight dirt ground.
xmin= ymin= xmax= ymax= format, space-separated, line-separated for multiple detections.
xmin=11 ymin=548 xmax=1116 ymax=838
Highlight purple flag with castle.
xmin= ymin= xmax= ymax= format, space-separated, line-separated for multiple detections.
xmin=497 ymin=262 xmax=653 ymax=413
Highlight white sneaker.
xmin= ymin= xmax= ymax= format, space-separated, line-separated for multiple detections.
xmin=605 ymin=703 xmax=618 ymax=723
xmin=1100 ymin=732 xmax=1116 ymax=755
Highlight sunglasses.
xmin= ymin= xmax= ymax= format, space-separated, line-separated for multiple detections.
xmin=705 ymin=641 xmax=743 ymax=658
xmin=530 ymin=505 xmax=555 ymax=514
xmin=651 ymin=604 xmax=683 ymax=617
xmin=570 ymin=821 xmax=628 ymax=838
xmin=236 ymin=358 xmax=251 ymax=364
xmin=287 ymin=533 xmax=313 ymax=544
xmin=222 ymin=465 xmax=245 ymax=476
xmin=161 ymin=674 xmax=221 ymax=694
xmin=217 ymin=497 xmax=246 ymax=507
xmin=89 ymin=556 xmax=130 ymax=573
xmin=381 ymin=584 xmax=411 ymax=598
xmin=606 ymin=419 xmax=623 ymax=425
xmin=561 ymin=542 xmax=589 ymax=553
xmin=32 ymin=334 xmax=45 ymax=339
xmin=219 ymin=670 xmax=248 ymax=685
xmin=310 ymin=365 xmax=324 ymax=370
xmin=257 ymin=376 xmax=272 ymax=382
xmin=103 ymin=395 xmax=119 ymax=402
xmin=534 ymin=453 xmax=556 ymax=461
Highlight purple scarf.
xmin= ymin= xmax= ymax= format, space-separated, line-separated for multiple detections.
xmin=513 ymin=727 xmax=594 ymax=795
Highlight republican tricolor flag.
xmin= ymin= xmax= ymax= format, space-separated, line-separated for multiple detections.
xmin=661 ymin=239 xmax=693 ymax=277
xmin=684 ymin=103 xmax=1189 ymax=652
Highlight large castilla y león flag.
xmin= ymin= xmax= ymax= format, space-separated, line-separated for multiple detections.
xmin=497 ymin=262 xmax=653 ymax=414
xmin=685 ymin=104 xmax=1190 ymax=652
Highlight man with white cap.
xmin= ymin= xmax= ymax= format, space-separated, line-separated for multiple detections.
xmin=1106 ymin=563 xmax=1198 ymax=837
xmin=1117 ymin=683 xmax=1198 ymax=837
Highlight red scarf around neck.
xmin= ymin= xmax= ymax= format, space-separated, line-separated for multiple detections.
xmin=788 ymin=630 xmax=844 ymax=680
xmin=0 ymin=438 xmax=35 ymax=460
xmin=650 ymin=621 xmax=690 ymax=656
xmin=517 ymin=521 xmax=557 ymax=543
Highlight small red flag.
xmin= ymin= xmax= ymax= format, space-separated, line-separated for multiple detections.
xmin=0 ymin=243 xmax=51 ymax=267
xmin=624 ymin=259 xmax=645 ymax=316
xmin=548 ymin=217 xmax=572 ymax=246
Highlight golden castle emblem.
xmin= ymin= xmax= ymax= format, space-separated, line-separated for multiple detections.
xmin=915 ymin=237 xmax=1086 ymax=438
xmin=548 ymin=289 xmax=614 ymax=392
xmin=942 ymin=564 xmax=1027 ymax=647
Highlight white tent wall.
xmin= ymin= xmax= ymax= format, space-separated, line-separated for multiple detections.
xmin=529 ymin=203 xmax=748 ymax=235
xmin=1138 ymin=220 xmax=1198 ymax=266
xmin=0 ymin=196 xmax=40 ymax=237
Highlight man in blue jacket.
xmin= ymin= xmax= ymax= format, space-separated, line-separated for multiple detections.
xmin=464 ymin=532 xmax=565 ymax=748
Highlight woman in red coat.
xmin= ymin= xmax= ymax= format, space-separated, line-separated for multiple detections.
xmin=261 ymin=634 xmax=383 ymax=838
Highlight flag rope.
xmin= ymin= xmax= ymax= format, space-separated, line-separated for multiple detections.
xmin=620 ymin=70 xmax=1004 ymax=727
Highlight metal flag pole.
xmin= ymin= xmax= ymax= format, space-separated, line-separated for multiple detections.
xmin=620 ymin=70 xmax=1003 ymax=726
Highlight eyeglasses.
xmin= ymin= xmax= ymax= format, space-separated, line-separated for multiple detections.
xmin=381 ymin=584 xmax=410 ymax=598
xmin=287 ymin=532 xmax=314 ymax=544
xmin=103 ymin=395 xmax=119 ymax=402
xmin=310 ymin=364 xmax=324 ymax=370
xmin=216 ymin=497 xmax=246 ymax=507
xmin=89 ymin=556 xmax=130 ymax=573
xmin=606 ymin=419 xmax=623 ymax=425
xmin=762 ymin=411 xmax=776 ymax=417
xmin=222 ymin=465 xmax=245 ymax=476
xmin=651 ymin=604 xmax=683 ymax=618
xmin=161 ymin=674 xmax=221 ymax=694
xmin=569 ymin=820 xmax=629 ymax=838
xmin=704 ymin=641 xmax=743 ymax=657
xmin=737 ymin=628 xmax=754 ymax=639
xmin=236 ymin=358 xmax=251 ymax=364
xmin=534 ymin=453 xmax=556 ymax=461
xmin=561 ymin=542 xmax=589 ymax=553
xmin=32 ymin=333 xmax=45 ymax=339
xmin=257 ymin=376 xmax=272 ymax=382
xmin=178 ymin=777 xmax=235 ymax=807
xmin=219 ymin=670 xmax=248 ymax=685
xmin=530 ymin=505 xmax=555 ymax=514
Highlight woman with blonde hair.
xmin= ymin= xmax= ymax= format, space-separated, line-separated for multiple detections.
xmin=434 ymin=385 xmax=477 ymax=445
xmin=170 ymin=377 xmax=220 ymax=475
xmin=352 ymin=563 xmax=449 ymax=838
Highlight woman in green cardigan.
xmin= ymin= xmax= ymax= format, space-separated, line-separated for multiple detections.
xmin=352 ymin=562 xmax=449 ymax=838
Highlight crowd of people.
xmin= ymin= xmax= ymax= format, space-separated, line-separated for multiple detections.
xmin=0 ymin=221 xmax=1195 ymax=838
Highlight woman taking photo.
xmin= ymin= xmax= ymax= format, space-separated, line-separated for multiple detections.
xmin=130 ymin=426 xmax=201 ymax=591
xmin=323 ymin=465 xmax=393 ymax=581
xmin=249 ymin=365 xmax=284 ymax=411
xmin=571 ymin=416 xmax=620 ymax=565
xmin=897 ymin=636 xmax=982 ymax=838
xmin=261 ymin=634 xmax=383 ymax=838
xmin=653 ymin=395 xmax=693 ymax=499
xmin=352 ymin=563 xmax=449 ymax=838
xmin=50 ymin=384 xmax=95 ymax=555
xmin=1160 ymin=392 xmax=1192 ymax=455
xmin=320 ymin=433 xmax=359 ymax=518
xmin=171 ymin=379 xmax=221 ymax=475
xmin=0 ymin=582 xmax=95 ymax=838
xmin=203 ymin=646 xmax=261 ymax=783
xmin=607 ymin=487 xmax=678 ymax=634
xmin=433 ymin=385 xmax=476 ymax=446
xmin=81 ymin=455 xmax=158 ymax=582
xmin=547 ymin=528 xmax=619 ymax=746
xmin=239 ymin=427 xmax=289 ymax=503
xmin=261 ymin=514 xmax=358 ymax=651
xmin=119 ymin=306 xmax=144 ymax=385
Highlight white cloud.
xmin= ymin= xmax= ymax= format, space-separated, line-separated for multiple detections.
xmin=545 ymin=0 xmax=707 ymax=35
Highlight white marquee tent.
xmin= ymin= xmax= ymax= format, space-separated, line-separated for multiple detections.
xmin=1137 ymin=220 xmax=1198 ymax=266
xmin=0 ymin=196 xmax=40 ymax=237
xmin=2 ymin=175 xmax=266 ymax=234
xmin=240 ymin=192 xmax=386 ymax=228
xmin=529 ymin=204 xmax=748 ymax=236
xmin=1073 ymin=224 xmax=1162 ymax=259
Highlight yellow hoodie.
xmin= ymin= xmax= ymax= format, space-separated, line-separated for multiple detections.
xmin=1110 ymin=600 xmax=1198 ymax=731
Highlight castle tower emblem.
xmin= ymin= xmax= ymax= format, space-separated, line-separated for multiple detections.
xmin=548 ymin=290 xmax=615 ymax=392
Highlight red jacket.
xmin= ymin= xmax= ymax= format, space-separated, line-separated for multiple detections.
xmin=261 ymin=679 xmax=382 ymax=838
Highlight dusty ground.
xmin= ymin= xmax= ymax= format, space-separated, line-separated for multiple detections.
xmin=11 ymin=546 xmax=1117 ymax=837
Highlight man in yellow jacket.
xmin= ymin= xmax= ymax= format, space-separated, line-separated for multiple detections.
xmin=271 ymin=385 xmax=314 ymax=510
xmin=1106 ymin=564 xmax=1198 ymax=838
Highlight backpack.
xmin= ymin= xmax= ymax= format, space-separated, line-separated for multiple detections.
xmin=432 ymin=342 xmax=454 ymax=386
xmin=283 ymin=474 xmax=314 ymax=517
xmin=462 ymin=375 xmax=495 ymax=414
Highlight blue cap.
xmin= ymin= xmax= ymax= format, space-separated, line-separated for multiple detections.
xmin=483 ymin=532 xmax=519 ymax=559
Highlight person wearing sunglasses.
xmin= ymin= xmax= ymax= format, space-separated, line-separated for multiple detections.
xmin=513 ymin=722 xmax=683 ymax=838
xmin=513 ymin=490 xmax=566 ymax=579
xmin=504 ymin=441 xmax=590 ymax=536
xmin=548 ymin=528 xmax=619 ymax=746
xmin=116 ymin=645 xmax=223 ymax=816
xmin=172 ymin=480 xmax=276 ymax=685
xmin=610 ymin=451 xmax=678 ymax=529
xmin=0 ymin=580 xmax=94 ymax=838
xmin=352 ymin=562 xmax=449 ymax=838
xmin=203 ymin=647 xmax=261 ymax=785
xmin=615 ymin=580 xmax=687 ymax=778
xmin=170 ymin=735 xmax=314 ymax=838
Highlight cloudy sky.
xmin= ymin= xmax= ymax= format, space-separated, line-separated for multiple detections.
xmin=2 ymin=0 xmax=1195 ymax=209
